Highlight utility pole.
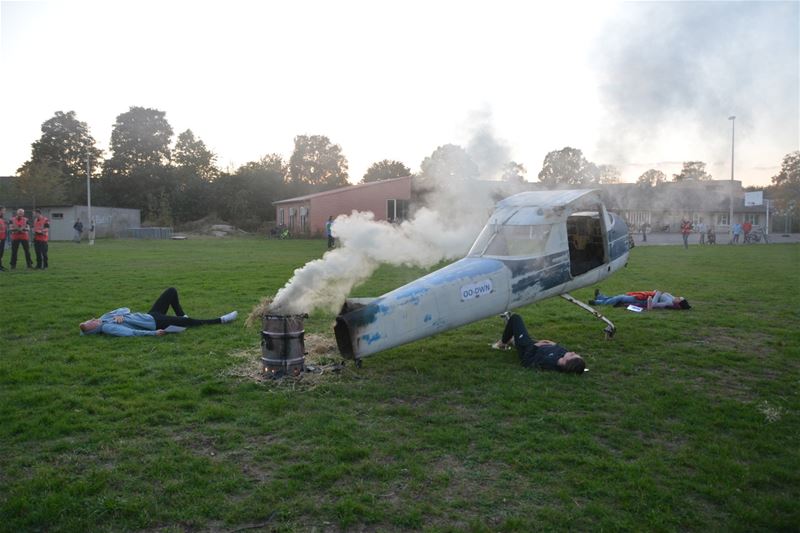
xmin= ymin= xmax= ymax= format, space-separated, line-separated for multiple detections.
xmin=728 ymin=116 xmax=736 ymax=243
xmin=86 ymin=149 xmax=94 ymax=246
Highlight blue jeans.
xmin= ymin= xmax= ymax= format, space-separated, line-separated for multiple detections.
xmin=501 ymin=314 xmax=537 ymax=355
xmin=594 ymin=294 xmax=640 ymax=306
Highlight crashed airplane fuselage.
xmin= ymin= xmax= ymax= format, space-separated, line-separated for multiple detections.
xmin=334 ymin=189 xmax=630 ymax=360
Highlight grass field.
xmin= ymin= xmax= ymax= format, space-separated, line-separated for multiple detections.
xmin=1 ymin=238 xmax=798 ymax=532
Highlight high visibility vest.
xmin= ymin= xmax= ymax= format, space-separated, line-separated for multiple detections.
xmin=0 ymin=218 xmax=6 ymax=240
xmin=33 ymin=216 xmax=49 ymax=242
xmin=10 ymin=216 xmax=29 ymax=241
xmin=626 ymin=291 xmax=656 ymax=301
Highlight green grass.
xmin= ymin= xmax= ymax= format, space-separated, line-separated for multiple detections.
xmin=1 ymin=238 xmax=799 ymax=532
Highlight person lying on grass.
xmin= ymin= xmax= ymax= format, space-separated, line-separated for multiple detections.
xmin=79 ymin=287 xmax=238 ymax=337
xmin=491 ymin=313 xmax=586 ymax=374
xmin=589 ymin=289 xmax=691 ymax=310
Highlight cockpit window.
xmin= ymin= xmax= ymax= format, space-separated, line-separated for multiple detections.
xmin=468 ymin=224 xmax=552 ymax=257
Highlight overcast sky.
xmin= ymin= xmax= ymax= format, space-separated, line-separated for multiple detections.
xmin=1 ymin=0 xmax=797 ymax=187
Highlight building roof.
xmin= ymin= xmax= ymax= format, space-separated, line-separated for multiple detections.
xmin=497 ymin=189 xmax=600 ymax=209
xmin=602 ymin=180 xmax=753 ymax=212
xmin=273 ymin=176 xmax=412 ymax=205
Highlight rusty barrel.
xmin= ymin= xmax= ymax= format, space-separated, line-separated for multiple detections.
xmin=261 ymin=314 xmax=306 ymax=377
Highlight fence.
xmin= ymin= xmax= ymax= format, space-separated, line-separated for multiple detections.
xmin=127 ymin=227 xmax=173 ymax=239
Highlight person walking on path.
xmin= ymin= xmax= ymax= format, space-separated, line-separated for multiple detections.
xmin=732 ymin=222 xmax=742 ymax=244
xmin=79 ymin=287 xmax=238 ymax=337
xmin=743 ymin=220 xmax=753 ymax=243
xmin=326 ymin=216 xmax=335 ymax=249
xmin=696 ymin=220 xmax=707 ymax=245
xmin=73 ymin=219 xmax=83 ymax=243
xmin=9 ymin=209 xmax=33 ymax=269
xmin=32 ymin=209 xmax=49 ymax=269
xmin=680 ymin=219 xmax=692 ymax=249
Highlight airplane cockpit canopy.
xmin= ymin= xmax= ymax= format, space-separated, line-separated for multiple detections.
xmin=468 ymin=222 xmax=554 ymax=257
xmin=467 ymin=190 xmax=609 ymax=260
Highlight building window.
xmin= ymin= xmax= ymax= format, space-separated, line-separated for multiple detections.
xmin=279 ymin=208 xmax=285 ymax=226
xmin=288 ymin=207 xmax=296 ymax=230
xmin=744 ymin=213 xmax=760 ymax=225
xmin=387 ymin=199 xmax=409 ymax=222
xmin=692 ymin=213 xmax=702 ymax=225
xmin=299 ymin=207 xmax=308 ymax=233
xmin=626 ymin=211 xmax=650 ymax=228
xmin=716 ymin=213 xmax=729 ymax=226
xmin=51 ymin=213 xmax=64 ymax=219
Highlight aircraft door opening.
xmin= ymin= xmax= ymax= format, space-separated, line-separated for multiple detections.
xmin=567 ymin=211 xmax=607 ymax=277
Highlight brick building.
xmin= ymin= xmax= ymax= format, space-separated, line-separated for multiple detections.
xmin=273 ymin=176 xmax=413 ymax=236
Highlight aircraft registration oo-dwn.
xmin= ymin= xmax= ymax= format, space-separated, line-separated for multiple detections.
xmin=334 ymin=189 xmax=631 ymax=362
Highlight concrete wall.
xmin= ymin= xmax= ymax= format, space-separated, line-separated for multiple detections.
xmin=39 ymin=206 xmax=141 ymax=241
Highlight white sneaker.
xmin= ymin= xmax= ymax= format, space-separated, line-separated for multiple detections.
xmin=221 ymin=311 xmax=238 ymax=323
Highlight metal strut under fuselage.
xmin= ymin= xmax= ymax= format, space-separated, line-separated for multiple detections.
xmin=559 ymin=293 xmax=616 ymax=339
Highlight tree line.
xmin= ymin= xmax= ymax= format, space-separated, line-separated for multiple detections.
xmin=7 ymin=107 xmax=799 ymax=231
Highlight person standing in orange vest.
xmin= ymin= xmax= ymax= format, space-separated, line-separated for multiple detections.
xmin=9 ymin=208 xmax=33 ymax=270
xmin=0 ymin=206 xmax=7 ymax=271
xmin=33 ymin=208 xmax=50 ymax=270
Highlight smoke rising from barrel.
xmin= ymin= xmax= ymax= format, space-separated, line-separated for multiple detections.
xmin=269 ymin=115 xmax=517 ymax=315
xmin=269 ymin=207 xmax=487 ymax=315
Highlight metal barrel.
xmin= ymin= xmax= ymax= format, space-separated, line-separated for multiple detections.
xmin=261 ymin=314 xmax=306 ymax=377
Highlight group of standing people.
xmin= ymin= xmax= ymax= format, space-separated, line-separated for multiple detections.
xmin=0 ymin=209 xmax=97 ymax=272
xmin=680 ymin=219 xmax=716 ymax=248
xmin=674 ymin=218 xmax=766 ymax=247
xmin=730 ymin=221 xmax=764 ymax=243
xmin=0 ymin=207 xmax=50 ymax=271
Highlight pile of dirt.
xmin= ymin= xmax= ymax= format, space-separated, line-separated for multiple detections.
xmin=178 ymin=215 xmax=249 ymax=237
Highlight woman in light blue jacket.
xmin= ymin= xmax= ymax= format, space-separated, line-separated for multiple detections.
xmin=79 ymin=287 xmax=237 ymax=336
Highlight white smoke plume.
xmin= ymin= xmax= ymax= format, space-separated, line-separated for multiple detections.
xmin=593 ymin=2 xmax=798 ymax=171
xmin=269 ymin=113 xmax=516 ymax=316
xmin=269 ymin=207 xmax=486 ymax=315
xmin=465 ymin=108 xmax=512 ymax=180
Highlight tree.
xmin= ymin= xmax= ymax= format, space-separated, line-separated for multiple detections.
xmin=14 ymin=160 xmax=65 ymax=207
xmin=500 ymin=161 xmax=527 ymax=182
xmin=18 ymin=110 xmax=102 ymax=204
xmin=637 ymin=169 xmax=667 ymax=187
xmin=173 ymin=129 xmax=219 ymax=182
xmin=166 ymin=130 xmax=220 ymax=222
xmin=536 ymin=147 xmax=597 ymax=187
xmin=770 ymin=151 xmax=800 ymax=231
xmin=99 ymin=107 xmax=174 ymax=212
xmin=596 ymin=164 xmax=620 ymax=184
xmin=213 ymin=154 xmax=288 ymax=229
xmin=771 ymin=151 xmax=800 ymax=187
xmin=105 ymin=106 xmax=174 ymax=176
xmin=288 ymin=135 xmax=349 ymax=192
xmin=361 ymin=159 xmax=412 ymax=183
xmin=672 ymin=161 xmax=712 ymax=181
xmin=419 ymin=144 xmax=479 ymax=181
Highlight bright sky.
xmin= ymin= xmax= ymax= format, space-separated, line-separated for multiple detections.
xmin=1 ymin=1 xmax=797 ymax=187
